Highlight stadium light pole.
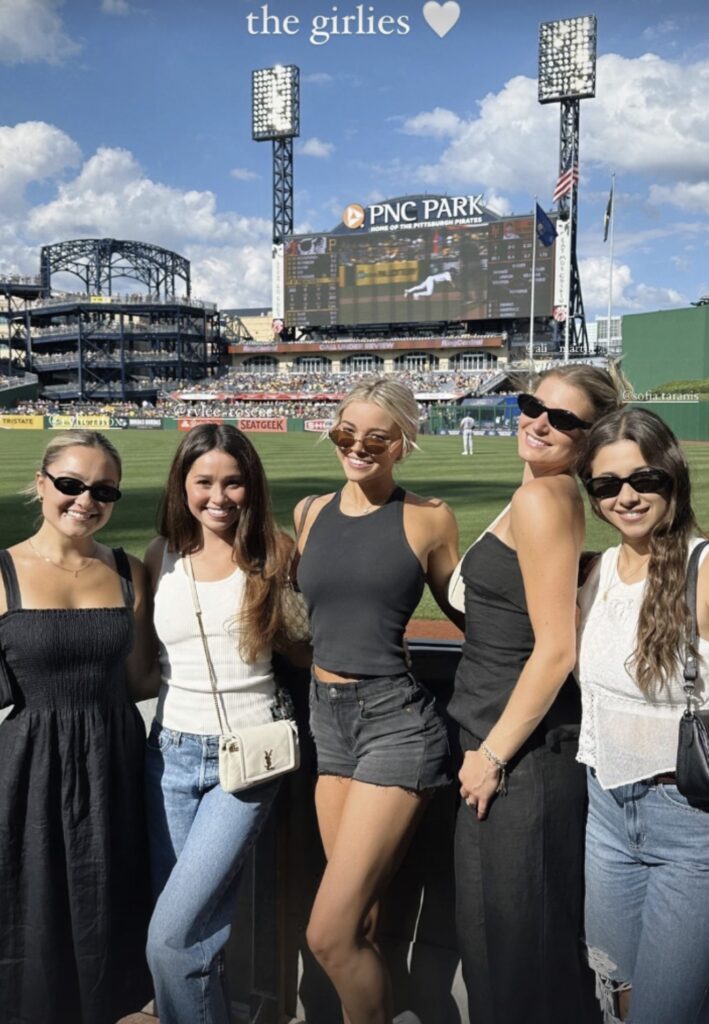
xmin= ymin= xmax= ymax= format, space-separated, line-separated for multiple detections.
xmin=252 ymin=64 xmax=300 ymax=245
xmin=538 ymin=15 xmax=596 ymax=360
xmin=252 ymin=64 xmax=300 ymax=341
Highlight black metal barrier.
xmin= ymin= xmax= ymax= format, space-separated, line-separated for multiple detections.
xmin=223 ymin=639 xmax=466 ymax=1024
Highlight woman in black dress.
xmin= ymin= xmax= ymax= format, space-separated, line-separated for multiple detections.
xmin=0 ymin=430 xmax=158 ymax=1024
xmin=450 ymin=365 xmax=625 ymax=1024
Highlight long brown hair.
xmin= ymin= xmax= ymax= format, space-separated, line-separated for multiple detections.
xmin=158 ymin=424 xmax=291 ymax=661
xmin=578 ymin=408 xmax=700 ymax=693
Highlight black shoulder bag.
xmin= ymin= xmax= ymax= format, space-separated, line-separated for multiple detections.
xmin=676 ymin=540 xmax=709 ymax=809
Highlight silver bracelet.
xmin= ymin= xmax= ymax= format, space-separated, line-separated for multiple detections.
xmin=480 ymin=741 xmax=508 ymax=768
xmin=480 ymin=741 xmax=509 ymax=796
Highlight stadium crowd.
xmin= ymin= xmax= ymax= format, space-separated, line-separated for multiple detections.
xmin=7 ymin=368 xmax=500 ymax=420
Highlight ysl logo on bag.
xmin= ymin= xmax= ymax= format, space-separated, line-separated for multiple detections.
xmin=264 ymin=749 xmax=274 ymax=771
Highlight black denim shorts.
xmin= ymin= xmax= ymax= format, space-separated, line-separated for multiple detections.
xmin=309 ymin=672 xmax=452 ymax=791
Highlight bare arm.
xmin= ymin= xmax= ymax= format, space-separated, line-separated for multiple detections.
xmin=273 ymin=529 xmax=313 ymax=669
xmin=125 ymin=553 xmax=161 ymax=701
xmin=459 ymin=478 xmax=583 ymax=817
xmin=424 ymin=502 xmax=465 ymax=631
xmin=697 ymin=550 xmax=709 ymax=643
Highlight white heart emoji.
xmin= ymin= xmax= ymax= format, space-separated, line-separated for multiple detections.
xmin=423 ymin=1 xmax=461 ymax=38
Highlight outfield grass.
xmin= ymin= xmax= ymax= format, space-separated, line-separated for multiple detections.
xmin=2 ymin=430 xmax=708 ymax=619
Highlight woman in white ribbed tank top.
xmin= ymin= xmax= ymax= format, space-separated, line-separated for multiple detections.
xmin=576 ymin=408 xmax=709 ymax=1024
xmin=142 ymin=424 xmax=295 ymax=1024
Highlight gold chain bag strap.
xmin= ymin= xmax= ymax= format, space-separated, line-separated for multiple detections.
xmin=185 ymin=553 xmax=300 ymax=793
xmin=281 ymin=495 xmax=317 ymax=643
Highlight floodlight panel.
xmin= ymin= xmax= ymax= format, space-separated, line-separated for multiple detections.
xmin=538 ymin=15 xmax=597 ymax=103
xmin=252 ymin=65 xmax=300 ymax=140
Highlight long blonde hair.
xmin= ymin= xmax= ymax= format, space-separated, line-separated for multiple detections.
xmin=24 ymin=430 xmax=122 ymax=501
xmin=333 ymin=376 xmax=421 ymax=458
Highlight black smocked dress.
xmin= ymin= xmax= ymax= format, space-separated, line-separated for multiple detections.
xmin=0 ymin=548 xmax=152 ymax=1024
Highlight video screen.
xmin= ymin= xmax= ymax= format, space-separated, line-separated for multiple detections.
xmin=283 ymin=215 xmax=556 ymax=328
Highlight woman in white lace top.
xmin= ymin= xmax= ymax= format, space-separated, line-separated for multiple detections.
xmin=576 ymin=407 xmax=709 ymax=1024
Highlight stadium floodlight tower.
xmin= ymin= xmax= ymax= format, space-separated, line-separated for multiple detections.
xmin=538 ymin=14 xmax=597 ymax=359
xmin=252 ymin=64 xmax=300 ymax=245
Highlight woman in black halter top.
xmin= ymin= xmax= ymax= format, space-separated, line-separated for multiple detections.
xmin=0 ymin=431 xmax=158 ymax=1024
xmin=295 ymin=378 xmax=462 ymax=1024
xmin=449 ymin=365 xmax=626 ymax=1024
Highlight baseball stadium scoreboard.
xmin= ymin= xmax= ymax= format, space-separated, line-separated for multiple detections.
xmin=279 ymin=196 xmax=558 ymax=329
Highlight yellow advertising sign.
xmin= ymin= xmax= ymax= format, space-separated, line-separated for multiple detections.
xmin=48 ymin=415 xmax=111 ymax=430
xmin=0 ymin=415 xmax=44 ymax=430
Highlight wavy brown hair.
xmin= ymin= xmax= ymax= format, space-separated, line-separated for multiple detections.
xmin=577 ymin=408 xmax=700 ymax=693
xmin=158 ymin=424 xmax=292 ymax=661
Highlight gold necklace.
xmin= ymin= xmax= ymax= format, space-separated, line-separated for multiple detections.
xmin=602 ymin=553 xmax=649 ymax=602
xmin=28 ymin=537 xmax=98 ymax=578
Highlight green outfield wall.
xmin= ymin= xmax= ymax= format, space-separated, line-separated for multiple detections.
xmin=623 ymin=306 xmax=709 ymax=392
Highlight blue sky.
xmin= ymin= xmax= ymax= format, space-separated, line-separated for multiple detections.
xmin=1 ymin=0 xmax=709 ymax=321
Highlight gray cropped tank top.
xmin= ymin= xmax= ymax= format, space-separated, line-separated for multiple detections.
xmin=297 ymin=487 xmax=425 ymax=676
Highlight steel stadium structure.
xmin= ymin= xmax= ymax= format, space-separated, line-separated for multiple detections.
xmin=1 ymin=239 xmax=223 ymax=402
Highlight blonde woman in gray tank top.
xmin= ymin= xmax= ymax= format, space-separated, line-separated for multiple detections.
xmin=295 ymin=377 xmax=462 ymax=1024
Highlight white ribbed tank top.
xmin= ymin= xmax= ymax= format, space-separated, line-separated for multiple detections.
xmin=153 ymin=543 xmax=276 ymax=735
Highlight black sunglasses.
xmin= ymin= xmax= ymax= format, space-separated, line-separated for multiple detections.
xmin=44 ymin=470 xmax=122 ymax=504
xmin=584 ymin=468 xmax=672 ymax=500
xmin=328 ymin=427 xmax=394 ymax=457
xmin=517 ymin=393 xmax=592 ymax=432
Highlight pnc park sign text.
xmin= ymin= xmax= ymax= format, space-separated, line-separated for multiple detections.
xmin=343 ymin=194 xmax=485 ymax=231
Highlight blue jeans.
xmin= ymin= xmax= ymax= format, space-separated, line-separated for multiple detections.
xmin=585 ymin=768 xmax=709 ymax=1024
xmin=144 ymin=721 xmax=280 ymax=1024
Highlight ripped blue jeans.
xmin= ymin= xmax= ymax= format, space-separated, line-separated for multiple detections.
xmin=584 ymin=768 xmax=709 ymax=1024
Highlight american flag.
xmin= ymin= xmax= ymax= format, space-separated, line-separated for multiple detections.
xmin=552 ymin=161 xmax=579 ymax=203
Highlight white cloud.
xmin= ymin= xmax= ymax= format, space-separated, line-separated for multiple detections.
xmin=0 ymin=0 xmax=80 ymax=64
xmin=0 ymin=141 xmax=275 ymax=305
xmin=408 ymin=53 xmax=709 ymax=194
xmin=414 ymin=75 xmax=554 ymax=194
xmin=400 ymin=107 xmax=463 ymax=139
xmin=0 ymin=121 xmax=81 ymax=208
xmin=302 ymin=72 xmax=333 ymax=85
xmin=101 ymin=0 xmax=130 ymax=14
xmin=25 ymin=147 xmax=268 ymax=249
xmin=642 ymin=19 xmax=678 ymax=40
xmin=230 ymin=167 xmax=259 ymax=182
xmin=579 ymin=255 xmax=687 ymax=314
xmin=299 ymin=137 xmax=334 ymax=159
xmin=649 ymin=181 xmax=709 ymax=214
xmin=185 ymin=244 xmax=272 ymax=307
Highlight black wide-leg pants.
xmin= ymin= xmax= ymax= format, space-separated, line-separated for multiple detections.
xmin=454 ymin=728 xmax=601 ymax=1024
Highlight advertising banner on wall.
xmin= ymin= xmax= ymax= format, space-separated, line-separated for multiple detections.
xmin=553 ymin=217 xmax=571 ymax=319
xmin=127 ymin=418 xmax=163 ymax=429
xmin=237 ymin=418 xmax=287 ymax=433
xmin=272 ymin=243 xmax=285 ymax=320
xmin=0 ymin=415 xmax=44 ymax=430
xmin=48 ymin=414 xmax=112 ymax=430
xmin=177 ymin=417 xmax=225 ymax=431
xmin=304 ymin=419 xmax=334 ymax=432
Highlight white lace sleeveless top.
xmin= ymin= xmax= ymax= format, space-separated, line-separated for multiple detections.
xmin=153 ymin=543 xmax=276 ymax=735
xmin=576 ymin=538 xmax=709 ymax=789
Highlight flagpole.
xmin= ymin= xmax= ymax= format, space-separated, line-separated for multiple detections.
xmin=529 ymin=198 xmax=537 ymax=367
xmin=606 ymin=172 xmax=615 ymax=357
xmin=564 ymin=179 xmax=573 ymax=363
